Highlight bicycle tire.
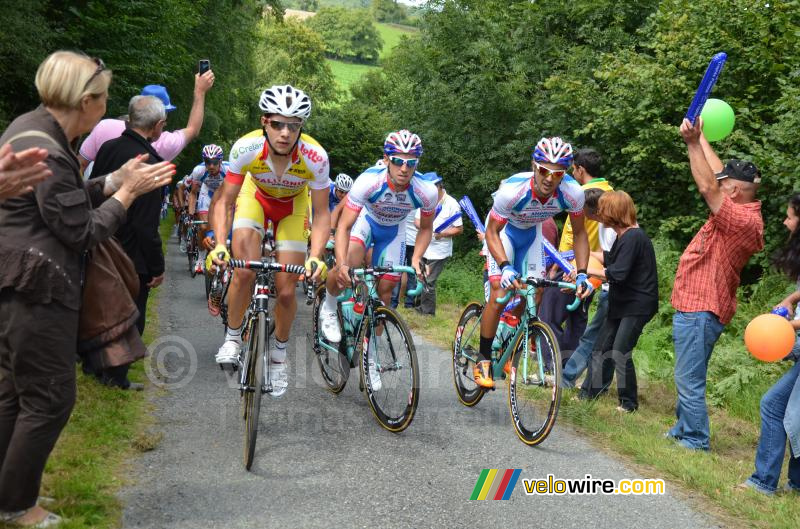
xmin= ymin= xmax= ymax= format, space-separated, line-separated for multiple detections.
xmin=507 ymin=320 xmax=561 ymax=446
xmin=312 ymin=286 xmax=349 ymax=393
xmin=452 ymin=302 xmax=486 ymax=407
xmin=243 ymin=312 xmax=266 ymax=470
xmin=187 ymin=231 xmax=198 ymax=278
xmin=358 ymin=306 xmax=419 ymax=433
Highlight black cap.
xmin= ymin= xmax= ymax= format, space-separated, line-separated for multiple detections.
xmin=715 ymin=159 xmax=761 ymax=184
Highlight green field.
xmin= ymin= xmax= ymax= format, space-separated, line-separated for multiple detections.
xmin=327 ymin=58 xmax=377 ymax=93
xmin=328 ymin=23 xmax=417 ymax=94
xmin=376 ymin=22 xmax=418 ymax=59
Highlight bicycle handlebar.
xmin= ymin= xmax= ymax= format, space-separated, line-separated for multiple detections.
xmin=228 ymin=260 xmax=306 ymax=276
xmin=495 ymin=278 xmax=580 ymax=312
xmin=351 ymin=265 xmax=427 ymax=297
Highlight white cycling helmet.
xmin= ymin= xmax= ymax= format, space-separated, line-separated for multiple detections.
xmin=334 ymin=173 xmax=353 ymax=192
xmin=532 ymin=136 xmax=573 ymax=167
xmin=258 ymin=84 xmax=312 ymax=120
xmin=383 ymin=129 xmax=423 ymax=157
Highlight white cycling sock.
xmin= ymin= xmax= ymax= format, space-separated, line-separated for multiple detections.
xmin=323 ymin=290 xmax=338 ymax=312
xmin=271 ymin=339 xmax=287 ymax=363
xmin=225 ymin=325 xmax=243 ymax=345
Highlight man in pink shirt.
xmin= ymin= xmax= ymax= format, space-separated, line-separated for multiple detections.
xmin=79 ymin=71 xmax=215 ymax=173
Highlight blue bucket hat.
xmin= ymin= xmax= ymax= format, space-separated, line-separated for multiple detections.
xmin=423 ymin=171 xmax=442 ymax=185
xmin=141 ymin=84 xmax=177 ymax=112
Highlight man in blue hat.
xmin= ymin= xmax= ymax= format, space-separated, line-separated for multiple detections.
xmin=414 ymin=171 xmax=463 ymax=315
xmin=79 ymin=70 xmax=215 ymax=174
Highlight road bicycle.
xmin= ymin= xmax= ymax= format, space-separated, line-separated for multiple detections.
xmin=452 ymin=277 xmax=578 ymax=446
xmin=311 ymin=266 xmax=425 ymax=432
xmin=228 ymin=257 xmax=311 ymax=470
xmin=185 ymin=220 xmax=207 ymax=278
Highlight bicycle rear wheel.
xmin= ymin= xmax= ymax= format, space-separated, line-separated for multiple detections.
xmin=452 ymin=302 xmax=486 ymax=407
xmin=312 ymin=286 xmax=349 ymax=393
xmin=243 ymin=312 xmax=266 ymax=470
xmin=507 ymin=320 xmax=561 ymax=446
xmin=359 ymin=306 xmax=419 ymax=432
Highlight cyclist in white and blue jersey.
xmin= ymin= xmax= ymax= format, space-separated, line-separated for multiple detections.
xmin=188 ymin=144 xmax=228 ymax=273
xmin=475 ymin=137 xmax=595 ymax=389
xmin=319 ymin=130 xmax=438 ymax=389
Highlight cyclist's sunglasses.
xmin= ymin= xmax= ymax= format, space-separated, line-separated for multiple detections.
xmin=534 ymin=162 xmax=568 ymax=179
xmin=267 ymin=119 xmax=302 ymax=133
xmin=388 ymin=156 xmax=419 ymax=169
xmin=203 ymin=158 xmax=221 ymax=165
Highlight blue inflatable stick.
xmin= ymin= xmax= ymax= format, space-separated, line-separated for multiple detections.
xmin=686 ymin=52 xmax=727 ymax=125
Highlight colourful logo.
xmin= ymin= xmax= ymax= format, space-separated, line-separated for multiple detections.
xmin=470 ymin=469 xmax=521 ymax=500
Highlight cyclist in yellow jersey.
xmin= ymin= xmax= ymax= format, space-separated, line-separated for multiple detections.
xmin=210 ymin=85 xmax=330 ymax=397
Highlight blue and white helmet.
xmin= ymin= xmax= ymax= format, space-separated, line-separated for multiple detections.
xmin=383 ymin=129 xmax=423 ymax=157
xmin=532 ymin=137 xmax=573 ymax=167
xmin=201 ymin=144 xmax=223 ymax=160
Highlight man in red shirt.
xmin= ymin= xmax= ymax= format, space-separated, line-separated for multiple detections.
xmin=667 ymin=118 xmax=764 ymax=451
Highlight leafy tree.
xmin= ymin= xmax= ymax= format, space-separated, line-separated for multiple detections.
xmin=371 ymin=0 xmax=408 ymax=24
xmin=255 ymin=17 xmax=338 ymax=106
xmin=306 ymin=7 xmax=383 ymax=63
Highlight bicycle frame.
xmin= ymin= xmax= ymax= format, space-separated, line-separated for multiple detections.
xmin=458 ymin=279 xmax=579 ymax=381
xmin=316 ymin=265 xmax=423 ymax=365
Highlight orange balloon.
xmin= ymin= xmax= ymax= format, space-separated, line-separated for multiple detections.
xmin=744 ymin=314 xmax=796 ymax=362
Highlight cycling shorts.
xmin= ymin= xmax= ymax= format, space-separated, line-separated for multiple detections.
xmin=232 ymin=175 xmax=310 ymax=253
xmin=350 ymin=212 xmax=405 ymax=282
xmin=197 ymin=184 xmax=214 ymax=215
xmin=486 ymin=222 xmax=546 ymax=283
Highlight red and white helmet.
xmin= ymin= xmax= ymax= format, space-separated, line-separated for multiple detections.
xmin=201 ymin=144 xmax=223 ymax=160
xmin=532 ymin=137 xmax=573 ymax=167
xmin=383 ymin=129 xmax=423 ymax=157
xmin=258 ymin=84 xmax=312 ymax=120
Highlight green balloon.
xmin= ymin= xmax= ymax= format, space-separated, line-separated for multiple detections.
xmin=701 ymin=98 xmax=735 ymax=142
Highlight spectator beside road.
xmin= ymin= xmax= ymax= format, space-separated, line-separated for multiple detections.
xmin=577 ymin=191 xmax=658 ymax=412
xmin=78 ymin=71 xmax=215 ymax=172
xmin=667 ymin=118 xmax=764 ymax=451
xmin=88 ymin=95 xmax=172 ymax=388
xmin=0 ymin=51 xmax=173 ymax=527
xmin=740 ymin=192 xmax=800 ymax=495
xmin=562 ymin=187 xmax=617 ymax=388
xmin=392 ymin=208 xmax=420 ymax=309
xmin=415 ymin=172 xmax=463 ymax=316
xmin=539 ymin=148 xmax=613 ymax=358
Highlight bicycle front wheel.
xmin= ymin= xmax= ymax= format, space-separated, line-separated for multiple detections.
xmin=187 ymin=234 xmax=198 ymax=278
xmin=359 ymin=306 xmax=419 ymax=432
xmin=312 ymin=286 xmax=349 ymax=393
xmin=507 ymin=320 xmax=561 ymax=446
xmin=243 ymin=312 xmax=266 ymax=470
xmin=452 ymin=302 xmax=486 ymax=407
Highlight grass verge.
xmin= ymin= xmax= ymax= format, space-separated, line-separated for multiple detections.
xmin=398 ymin=302 xmax=800 ymax=529
xmin=7 ymin=217 xmax=175 ymax=529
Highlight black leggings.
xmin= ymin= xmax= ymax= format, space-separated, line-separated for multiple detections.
xmin=580 ymin=314 xmax=652 ymax=411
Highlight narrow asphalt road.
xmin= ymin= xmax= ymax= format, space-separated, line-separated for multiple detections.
xmin=121 ymin=235 xmax=721 ymax=529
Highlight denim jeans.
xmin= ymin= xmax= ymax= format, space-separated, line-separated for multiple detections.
xmin=562 ymin=289 xmax=608 ymax=388
xmin=667 ymin=311 xmax=725 ymax=451
xmin=746 ymin=357 xmax=800 ymax=494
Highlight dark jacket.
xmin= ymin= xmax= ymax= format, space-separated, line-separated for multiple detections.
xmin=604 ymin=227 xmax=659 ymax=319
xmin=78 ymin=237 xmax=146 ymax=368
xmin=91 ymin=129 xmax=165 ymax=278
xmin=0 ymin=106 xmax=127 ymax=311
